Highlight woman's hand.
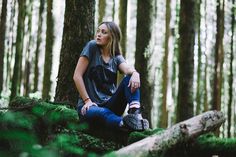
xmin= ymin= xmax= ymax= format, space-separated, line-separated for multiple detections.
xmin=128 ymin=71 xmax=140 ymax=93
xmin=81 ymin=100 xmax=97 ymax=115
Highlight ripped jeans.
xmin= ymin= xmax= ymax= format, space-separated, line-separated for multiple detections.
xmin=77 ymin=76 xmax=140 ymax=128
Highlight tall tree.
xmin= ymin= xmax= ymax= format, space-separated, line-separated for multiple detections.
xmin=42 ymin=0 xmax=54 ymax=99
xmin=160 ymin=0 xmax=171 ymax=128
xmin=227 ymin=0 xmax=235 ymax=138
xmin=195 ymin=0 xmax=202 ymax=115
xmin=176 ymin=0 xmax=197 ymax=122
xmin=112 ymin=0 xmax=115 ymax=20
xmin=171 ymin=0 xmax=180 ymax=124
xmin=33 ymin=0 xmax=45 ymax=92
xmin=203 ymin=0 xmax=208 ymax=112
xmin=117 ymin=0 xmax=127 ymax=83
xmin=212 ymin=0 xmax=225 ymax=111
xmin=55 ymin=0 xmax=95 ymax=105
xmin=23 ymin=0 xmax=34 ymax=96
xmin=135 ymin=0 xmax=153 ymax=126
xmin=119 ymin=0 xmax=127 ymax=55
xmin=5 ymin=0 xmax=16 ymax=92
xmin=98 ymin=0 xmax=106 ymax=24
xmin=10 ymin=0 xmax=26 ymax=101
xmin=0 ymin=0 xmax=7 ymax=97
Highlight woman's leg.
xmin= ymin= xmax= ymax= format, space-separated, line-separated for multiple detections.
xmin=104 ymin=76 xmax=149 ymax=131
xmin=77 ymin=105 xmax=122 ymax=128
xmin=104 ymin=76 xmax=141 ymax=116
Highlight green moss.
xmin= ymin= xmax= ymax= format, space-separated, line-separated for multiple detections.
xmin=195 ymin=133 xmax=236 ymax=154
xmin=0 ymin=111 xmax=36 ymax=129
xmin=128 ymin=128 xmax=164 ymax=144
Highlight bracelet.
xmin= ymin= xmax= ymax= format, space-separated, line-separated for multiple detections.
xmin=83 ymin=97 xmax=90 ymax=103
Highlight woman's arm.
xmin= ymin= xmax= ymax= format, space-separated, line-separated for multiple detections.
xmin=118 ymin=62 xmax=137 ymax=75
xmin=73 ymin=56 xmax=90 ymax=101
xmin=118 ymin=62 xmax=140 ymax=93
xmin=73 ymin=56 xmax=97 ymax=115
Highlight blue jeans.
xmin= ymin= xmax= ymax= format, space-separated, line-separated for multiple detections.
xmin=77 ymin=76 xmax=140 ymax=128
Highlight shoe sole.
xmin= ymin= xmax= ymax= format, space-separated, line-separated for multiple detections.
xmin=123 ymin=114 xmax=149 ymax=131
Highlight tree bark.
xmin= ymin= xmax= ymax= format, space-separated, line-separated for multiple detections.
xmin=135 ymin=0 xmax=154 ymax=127
xmin=98 ymin=0 xmax=106 ymax=24
xmin=42 ymin=0 xmax=54 ymax=100
xmin=160 ymin=0 xmax=170 ymax=128
xmin=203 ymin=0 xmax=208 ymax=112
xmin=110 ymin=110 xmax=225 ymax=157
xmin=212 ymin=0 xmax=225 ymax=111
xmin=177 ymin=0 xmax=197 ymax=122
xmin=227 ymin=0 xmax=235 ymax=138
xmin=117 ymin=0 xmax=127 ymax=83
xmin=0 ymin=0 xmax=7 ymax=96
xmin=55 ymin=0 xmax=95 ymax=105
xmin=33 ymin=0 xmax=45 ymax=92
xmin=10 ymin=0 xmax=26 ymax=101
xmin=196 ymin=0 xmax=202 ymax=115
xmin=119 ymin=0 xmax=127 ymax=55
xmin=23 ymin=0 xmax=33 ymax=96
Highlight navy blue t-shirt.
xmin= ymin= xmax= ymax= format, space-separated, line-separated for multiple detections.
xmin=77 ymin=40 xmax=125 ymax=106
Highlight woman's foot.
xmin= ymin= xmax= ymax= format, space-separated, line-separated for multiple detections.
xmin=123 ymin=114 xmax=149 ymax=131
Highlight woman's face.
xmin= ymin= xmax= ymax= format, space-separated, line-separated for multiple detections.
xmin=95 ymin=24 xmax=110 ymax=47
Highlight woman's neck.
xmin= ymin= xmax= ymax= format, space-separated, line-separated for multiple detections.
xmin=100 ymin=47 xmax=111 ymax=63
xmin=100 ymin=47 xmax=110 ymax=57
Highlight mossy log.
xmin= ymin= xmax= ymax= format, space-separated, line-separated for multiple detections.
xmin=8 ymin=97 xmax=130 ymax=143
xmin=0 ymin=97 xmax=127 ymax=156
xmin=109 ymin=110 xmax=225 ymax=157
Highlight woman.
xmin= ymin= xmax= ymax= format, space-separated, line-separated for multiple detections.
xmin=73 ymin=21 xmax=149 ymax=131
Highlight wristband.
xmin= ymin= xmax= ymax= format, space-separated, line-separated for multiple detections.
xmin=83 ymin=97 xmax=90 ymax=103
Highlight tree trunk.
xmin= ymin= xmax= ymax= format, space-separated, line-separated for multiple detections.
xmin=212 ymin=0 xmax=224 ymax=111
xmin=119 ymin=0 xmax=127 ymax=55
xmin=170 ymin=0 xmax=180 ymax=125
xmin=23 ymin=0 xmax=33 ymax=96
xmin=203 ymin=0 xmax=208 ymax=112
xmin=10 ymin=0 xmax=26 ymax=101
xmin=196 ymin=0 xmax=202 ymax=115
xmin=227 ymin=0 xmax=235 ymax=138
xmin=98 ymin=0 xmax=106 ymax=24
xmin=55 ymin=0 xmax=95 ymax=105
xmin=110 ymin=110 xmax=225 ymax=157
xmin=176 ymin=0 xmax=197 ymax=122
xmin=42 ymin=0 xmax=54 ymax=100
xmin=112 ymin=0 xmax=115 ymax=20
xmin=0 ymin=0 xmax=7 ymax=97
xmin=33 ymin=0 xmax=45 ymax=92
xmin=5 ymin=0 xmax=16 ymax=94
xmin=117 ymin=0 xmax=127 ymax=83
xmin=160 ymin=0 xmax=170 ymax=128
xmin=135 ymin=0 xmax=154 ymax=127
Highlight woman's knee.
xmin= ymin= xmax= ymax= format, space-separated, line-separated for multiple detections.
xmin=78 ymin=106 xmax=109 ymax=118
xmin=121 ymin=75 xmax=131 ymax=86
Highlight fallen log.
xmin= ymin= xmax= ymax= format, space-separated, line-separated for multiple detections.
xmin=7 ymin=97 xmax=130 ymax=144
xmin=1 ymin=97 xmax=124 ymax=155
xmin=109 ymin=110 xmax=225 ymax=157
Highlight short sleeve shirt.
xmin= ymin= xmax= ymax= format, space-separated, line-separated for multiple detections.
xmin=77 ymin=40 xmax=125 ymax=106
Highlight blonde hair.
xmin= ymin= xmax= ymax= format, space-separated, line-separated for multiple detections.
xmin=97 ymin=21 xmax=122 ymax=56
